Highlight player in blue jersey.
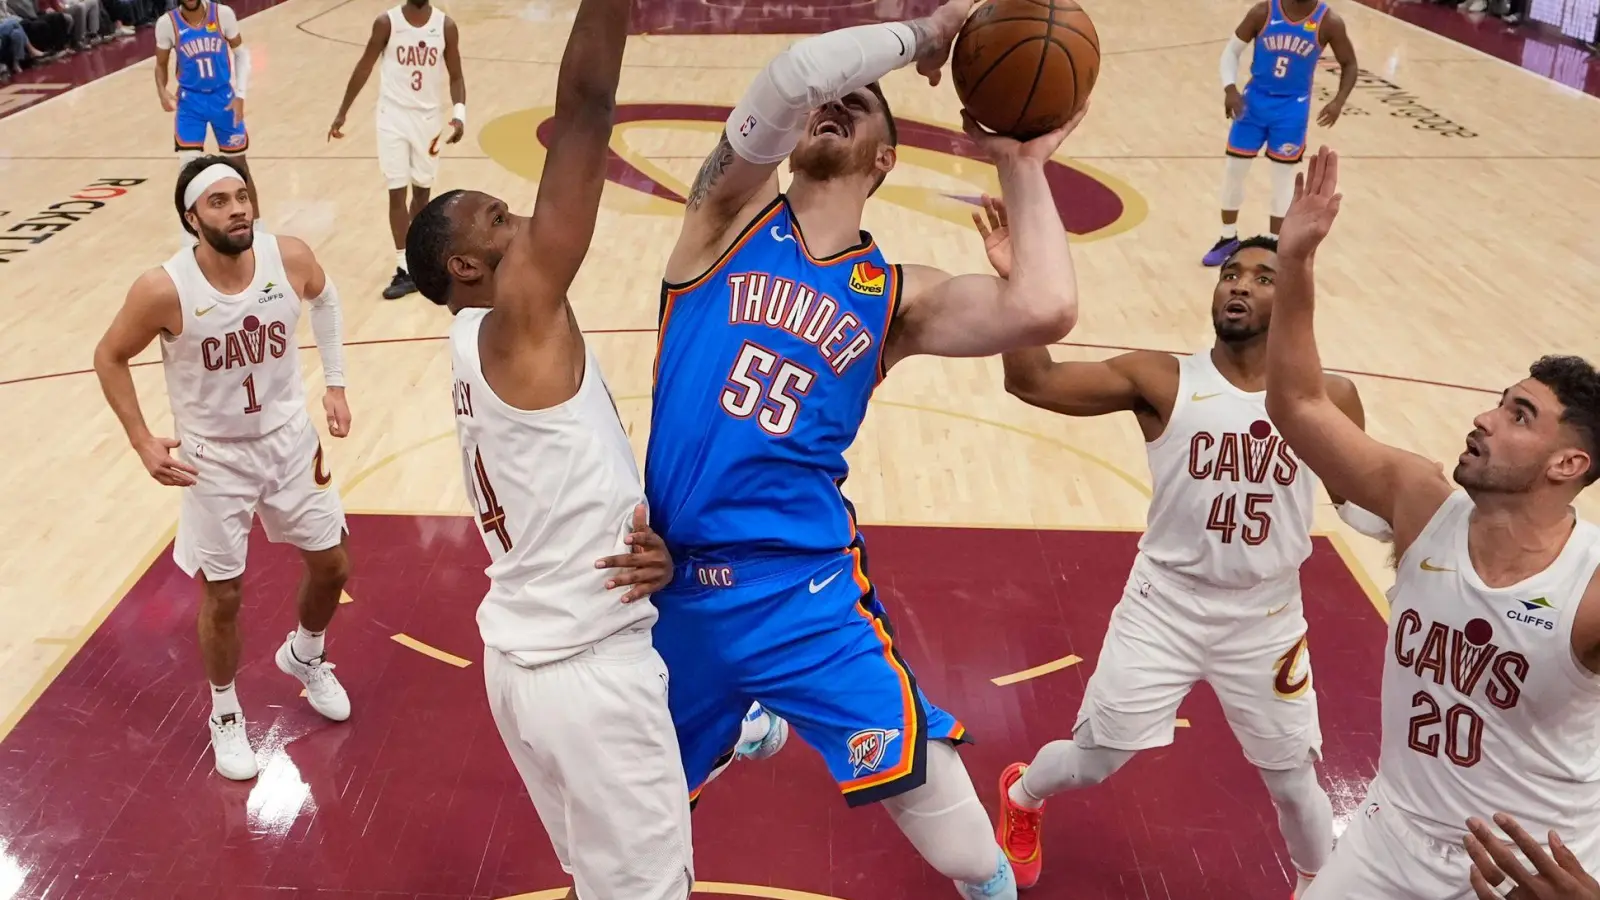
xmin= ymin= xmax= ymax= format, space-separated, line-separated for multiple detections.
xmin=1201 ymin=0 xmax=1355 ymax=266
xmin=156 ymin=0 xmax=260 ymax=229
xmin=645 ymin=3 xmax=1085 ymax=897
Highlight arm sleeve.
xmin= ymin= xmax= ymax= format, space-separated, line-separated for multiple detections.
xmin=1220 ymin=34 xmax=1247 ymax=88
xmin=154 ymin=14 xmax=174 ymax=49
xmin=217 ymin=3 xmax=238 ymax=38
xmin=307 ymin=279 xmax=346 ymax=389
xmin=1337 ymin=500 xmax=1394 ymax=542
xmin=725 ymin=21 xmax=919 ymax=165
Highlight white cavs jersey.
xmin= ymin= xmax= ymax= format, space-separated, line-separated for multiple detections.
xmin=378 ymin=5 xmax=446 ymax=119
xmin=1380 ymin=491 xmax=1600 ymax=850
xmin=1139 ymin=351 xmax=1318 ymax=592
xmin=160 ymin=234 xmax=305 ymax=440
xmin=450 ymin=308 xmax=657 ymax=666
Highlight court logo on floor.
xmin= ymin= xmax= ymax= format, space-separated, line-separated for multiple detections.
xmin=481 ymin=104 xmax=1147 ymax=242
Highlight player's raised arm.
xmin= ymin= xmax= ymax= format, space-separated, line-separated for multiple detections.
xmin=92 ymin=269 xmax=198 ymax=486
xmin=328 ymin=14 xmax=392 ymax=139
xmin=880 ymin=112 xmax=1084 ymax=369
xmin=663 ymin=0 xmax=972 ymax=283
xmin=490 ymin=0 xmax=631 ymax=329
xmin=1264 ymin=147 xmax=1450 ymax=554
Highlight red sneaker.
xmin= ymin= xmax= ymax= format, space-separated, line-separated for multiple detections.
xmin=996 ymin=762 xmax=1044 ymax=889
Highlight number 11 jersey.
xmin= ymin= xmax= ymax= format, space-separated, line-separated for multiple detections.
xmin=450 ymin=307 xmax=656 ymax=666
xmin=646 ymin=196 xmax=900 ymax=561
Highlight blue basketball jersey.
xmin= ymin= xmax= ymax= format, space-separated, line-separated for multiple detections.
xmin=171 ymin=3 xmax=232 ymax=94
xmin=1247 ymin=0 xmax=1327 ymax=97
xmin=646 ymin=196 xmax=900 ymax=561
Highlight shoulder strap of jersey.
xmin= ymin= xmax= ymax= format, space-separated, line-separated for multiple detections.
xmin=206 ymin=2 xmax=216 ymax=27
xmin=661 ymin=193 xmax=787 ymax=295
xmin=1310 ymin=1 xmax=1329 ymax=26
xmin=1265 ymin=0 xmax=1281 ymax=25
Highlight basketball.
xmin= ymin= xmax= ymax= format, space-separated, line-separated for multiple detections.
xmin=950 ymin=0 xmax=1100 ymax=140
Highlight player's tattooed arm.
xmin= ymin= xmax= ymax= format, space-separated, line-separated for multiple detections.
xmin=685 ymin=134 xmax=737 ymax=212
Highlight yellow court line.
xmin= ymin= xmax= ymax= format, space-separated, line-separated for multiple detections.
xmin=991 ymin=654 xmax=1082 ymax=686
xmin=0 ymin=524 xmax=177 ymax=742
xmin=340 ymin=590 xmax=354 ymax=604
xmin=1176 ymin=718 xmax=1191 ymax=728
xmin=392 ymin=633 xmax=473 ymax=668
xmin=1325 ymin=530 xmax=1392 ymax=622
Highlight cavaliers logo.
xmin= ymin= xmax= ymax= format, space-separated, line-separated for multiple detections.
xmin=846 ymin=727 xmax=901 ymax=776
xmin=848 ymin=260 xmax=887 ymax=296
xmin=312 ymin=442 xmax=333 ymax=490
xmin=479 ymin=103 xmax=1146 ymax=241
xmin=1273 ymin=634 xmax=1311 ymax=700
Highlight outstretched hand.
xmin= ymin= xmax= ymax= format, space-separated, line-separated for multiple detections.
xmin=914 ymin=0 xmax=981 ymax=86
xmin=971 ymin=194 xmax=1012 ymax=279
xmin=1465 ymin=814 xmax=1600 ymax=900
xmin=1278 ymin=145 xmax=1342 ymax=260
xmin=594 ymin=503 xmax=674 ymax=603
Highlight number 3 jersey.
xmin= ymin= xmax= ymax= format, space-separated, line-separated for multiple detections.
xmin=646 ymin=196 xmax=899 ymax=560
xmin=1138 ymin=350 xmax=1319 ymax=593
xmin=160 ymin=233 xmax=305 ymax=440
xmin=449 ymin=307 xmax=656 ymax=666
xmin=1380 ymin=490 xmax=1600 ymax=849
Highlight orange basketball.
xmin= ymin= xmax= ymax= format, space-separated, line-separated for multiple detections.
xmin=950 ymin=0 xmax=1100 ymax=140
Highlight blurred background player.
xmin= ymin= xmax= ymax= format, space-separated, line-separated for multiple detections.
xmin=329 ymin=0 xmax=465 ymax=300
xmin=156 ymin=0 xmax=259 ymax=238
xmin=1202 ymin=0 xmax=1355 ymax=266
xmin=1268 ymin=148 xmax=1600 ymax=900
xmin=91 ymin=156 xmax=354 ymax=783
xmin=981 ymin=196 xmax=1379 ymax=897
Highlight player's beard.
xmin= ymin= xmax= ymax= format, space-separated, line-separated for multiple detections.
xmin=1452 ymin=434 xmax=1541 ymax=495
xmin=1212 ymin=313 xmax=1266 ymax=345
xmin=197 ymin=219 xmax=254 ymax=256
xmin=790 ymin=134 xmax=878 ymax=184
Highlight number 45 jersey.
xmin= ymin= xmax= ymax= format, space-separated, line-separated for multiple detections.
xmin=646 ymin=197 xmax=900 ymax=560
xmin=449 ymin=307 xmax=658 ymax=666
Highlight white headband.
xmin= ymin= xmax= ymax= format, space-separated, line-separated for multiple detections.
xmin=183 ymin=163 xmax=245 ymax=209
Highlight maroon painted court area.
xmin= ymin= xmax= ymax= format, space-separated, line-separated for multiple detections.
xmin=0 ymin=516 xmax=1387 ymax=900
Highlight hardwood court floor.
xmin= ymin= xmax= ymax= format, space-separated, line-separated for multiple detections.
xmin=0 ymin=0 xmax=1598 ymax=896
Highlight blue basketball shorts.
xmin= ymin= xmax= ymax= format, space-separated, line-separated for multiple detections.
xmin=174 ymin=87 xmax=247 ymax=154
xmin=652 ymin=542 xmax=967 ymax=808
xmin=1226 ymin=91 xmax=1310 ymax=163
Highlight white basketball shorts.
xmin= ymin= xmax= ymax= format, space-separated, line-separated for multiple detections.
xmin=376 ymin=104 xmax=442 ymax=190
xmin=173 ymin=413 xmax=348 ymax=582
xmin=1075 ymin=552 xmax=1322 ymax=770
xmin=1306 ymin=776 xmax=1600 ymax=900
xmin=484 ymin=629 xmax=693 ymax=900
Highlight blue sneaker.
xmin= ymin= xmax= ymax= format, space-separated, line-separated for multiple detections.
xmin=958 ymin=849 xmax=1018 ymax=899
xmin=1203 ymin=236 xmax=1241 ymax=267
xmin=734 ymin=702 xmax=789 ymax=761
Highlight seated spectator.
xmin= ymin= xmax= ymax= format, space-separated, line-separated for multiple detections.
xmin=98 ymin=0 xmax=136 ymax=37
xmin=1 ymin=12 xmax=25 ymax=79
xmin=3 ymin=0 xmax=71 ymax=56
xmin=40 ymin=0 xmax=100 ymax=49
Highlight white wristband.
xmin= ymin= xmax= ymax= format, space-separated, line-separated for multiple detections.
xmin=452 ymin=102 xmax=465 ymax=125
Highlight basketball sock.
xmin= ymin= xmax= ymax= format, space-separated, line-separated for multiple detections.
xmin=883 ymin=741 xmax=1006 ymax=889
xmin=291 ymin=628 xmax=326 ymax=664
xmin=1007 ymin=773 xmax=1045 ymax=810
xmin=1016 ymin=726 xmax=1134 ymax=799
xmin=1220 ymin=223 xmax=1239 ymax=240
xmin=1220 ymin=155 xmax=1251 ymax=213
xmin=1259 ymin=762 xmax=1333 ymax=881
xmin=395 ymin=249 xmax=407 ymax=273
xmin=1270 ymin=160 xmax=1298 ymax=219
xmin=210 ymin=680 xmax=243 ymax=719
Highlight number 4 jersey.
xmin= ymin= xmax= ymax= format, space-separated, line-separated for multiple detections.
xmin=449 ymin=307 xmax=657 ymax=666
xmin=646 ymin=196 xmax=900 ymax=561
xmin=1138 ymin=350 xmax=1319 ymax=593
xmin=1380 ymin=490 xmax=1600 ymax=850
xmin=160 ymin=233 xmax=305 ymax=440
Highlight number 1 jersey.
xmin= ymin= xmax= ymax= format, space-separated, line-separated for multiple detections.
xmin=646 ymin=196 xmax=900 ymax=561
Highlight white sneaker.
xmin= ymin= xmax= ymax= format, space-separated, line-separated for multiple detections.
xmin=734 ymin=702 xmax=789 ymax=761
xmin=209 ymin=712 xmax=259 ymax=781
xmin=275 ymin=632 xmax=351 ymax=722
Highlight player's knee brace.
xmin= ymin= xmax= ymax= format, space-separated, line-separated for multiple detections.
xmin=881 ymin=741 xmax=1003 ymax=887
xmin=1270 ymin=160 xmax=1298 ymax=220
xmin=1220 ymin=154 xmax=1252 ymax=211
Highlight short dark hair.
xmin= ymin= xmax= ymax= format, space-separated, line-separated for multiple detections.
xmin=1225 ymin=235 xmax=1279 ymax=264
xmin=1529 ymin=354 xmax=1600 ymax=485
xmin=174 ymin=154 xmax=247 ymax=236
xmin=406 ymin=189 xmax=466 ymax=306
xmin=864 ymin=82 xmax=897 ymax=196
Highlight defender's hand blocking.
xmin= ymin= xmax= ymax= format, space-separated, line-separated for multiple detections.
xmin=971 ymin=194 xmax=1013 ymax=279
xmin=1466 ymin=815 xmax=1600 ymax=900
xmin=915 ymin=0 xmax=982 ymax=86
xmin=137 ymin=434 xmax=198 ymax=487
xmin=323 ymin=388 xmax=351 ymax=438
xmin=1278 ymin=145 xmax=1342 ymax=261
xmin=595 ymin=504 xmax=674 ymax=603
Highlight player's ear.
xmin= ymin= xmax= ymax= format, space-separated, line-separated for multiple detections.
xmin=875 ymin=144 xmax=896 ymax=178
xmin=446 ymin=253 xmax=482 ymax=286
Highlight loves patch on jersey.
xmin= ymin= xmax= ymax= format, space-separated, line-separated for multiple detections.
xmin=848 ymin=260 xmax=886 ymax=297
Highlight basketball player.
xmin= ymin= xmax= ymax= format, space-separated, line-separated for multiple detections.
xmin=1266 ymin=147 xmax=1600 ymax=900
xmin=402 ymin=0 xmax=693 ymax=893
xmin=642 ymin=5 xmax=1087 ymax=896
xmin=156 ymin=0 xmax=260 ymax=226
xmin=973 ymin=197 xmax=1382 ymax=896
xmin=329 ymin=0 xmax=465 ymax=301
xmin=91 ymin=156 xmax=353 ymax=783
xmin=1201 ymin=0 xmax=1356 ymax=266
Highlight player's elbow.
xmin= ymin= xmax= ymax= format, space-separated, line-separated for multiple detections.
xmin=1011 ymin=287 xmax=1078 ymax=346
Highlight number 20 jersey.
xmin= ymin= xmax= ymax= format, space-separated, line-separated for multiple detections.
xmin=1137 ymin=350 xmax=1318 ymax=592
xmin=646 ymin=197 xmax=899 ymax=560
